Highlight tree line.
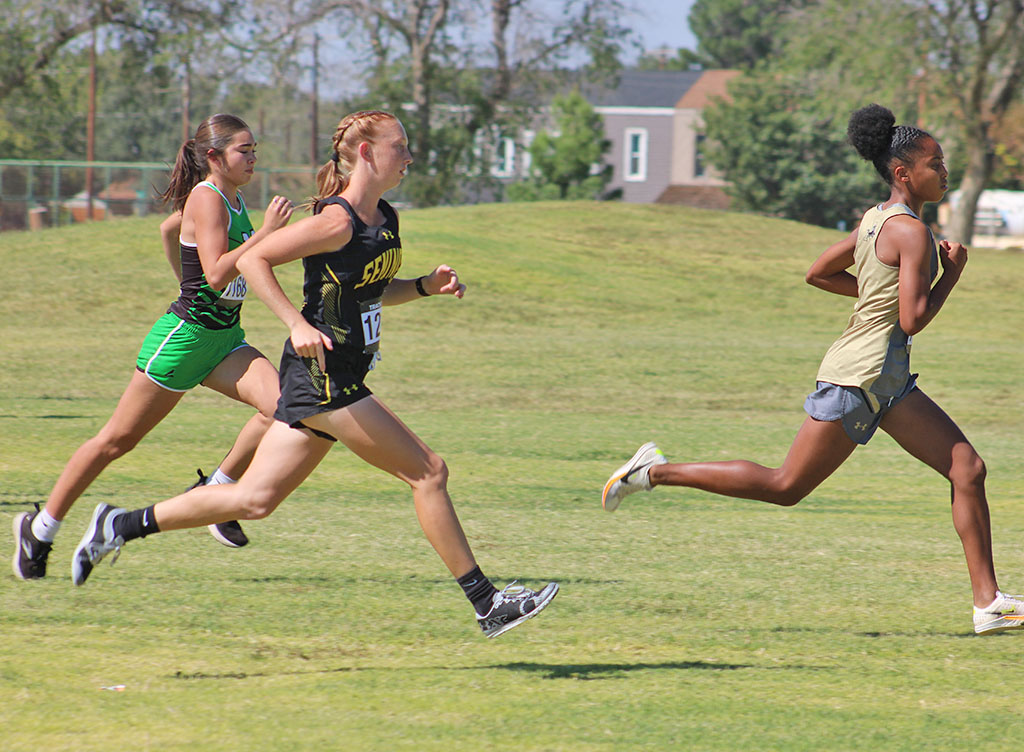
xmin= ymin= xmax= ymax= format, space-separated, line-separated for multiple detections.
xmin=643 ymin=0 xmax=1024 ymax=243
xmin=5 ymin=0 xmax=1024 ymax=240
xmin=0 ymin=0 xmax=628 ymax=208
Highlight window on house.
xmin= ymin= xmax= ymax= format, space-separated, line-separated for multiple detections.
xmin=624 ymin=128 xmax=648 ymax=182
xmin=694 ymin=133 xmax=706 ymax=178
xmin=521 ymin=130 xmax=534 ymax=175
xmin=492 ymin=137 xmax=515 ymax=177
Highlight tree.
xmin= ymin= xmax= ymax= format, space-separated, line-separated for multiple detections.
xmin=307 ymin=0 xmax=631 ymax=205
xmin=921 ymin=0 xmax=1024 ymax=243
xmin=507 ymin=89 xmax=610 ymax=201
xmin=0 ymin=1 xmax=229 ymax=101
xmin=688 ymin=0 xmax=810 ymax=69
xmin=988 ymin=101 xmax=1024 ymax=190
xmin=691 ymin=0 xmax=1024 ymax=243
xmin=0 ymin=0 xmax=242 ymax=159
xmin=774 ymin=0 xmax=1024 ymax=244
xmin=702 ymin=74 xmax=879 ymax=228
xmin=635 ymin=47 xmax=704 ymax=72
xmin=0 ymin=0 xmax=635 ymax=207
xmin=0 ymin=1 xmax=126 ymax=102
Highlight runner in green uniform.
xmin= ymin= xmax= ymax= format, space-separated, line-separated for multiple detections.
xmin=12 ymin=114 xmax=293 ymax=579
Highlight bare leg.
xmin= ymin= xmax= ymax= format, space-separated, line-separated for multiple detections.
xmin=153 ymin=395 xmax=476 ymax=577
xmin=200 ymin=345 xmax=279 ymax=479
xmin=153 ymin=420 xmax=333 ymax=528
xmin=305 ymin=396 xmax=478 ymax=578
xmin=649 ymin=416 xmax=858 ymax=506
xmin=45 ymin=370 xmax=184 ymax=520
xmin=879 ymin=389 xmax=997 ymax=607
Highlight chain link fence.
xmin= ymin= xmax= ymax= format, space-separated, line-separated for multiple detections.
xmin=0 ymin=160 xmax=318 ymax=231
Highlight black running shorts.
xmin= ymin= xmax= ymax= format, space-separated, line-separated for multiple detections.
xmin=274 ymin=338 xmax=374 ymax=436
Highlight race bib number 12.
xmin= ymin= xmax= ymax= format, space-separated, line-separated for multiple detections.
xmin=360 ymin=299 xmax=382 ymax=353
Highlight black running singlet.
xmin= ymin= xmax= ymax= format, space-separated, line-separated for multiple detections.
xmin=301 ymin=197 xmax=403 ymax=356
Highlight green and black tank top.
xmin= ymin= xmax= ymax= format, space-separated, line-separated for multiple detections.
xmin=168 ymin=181 xmax=254 ymax=330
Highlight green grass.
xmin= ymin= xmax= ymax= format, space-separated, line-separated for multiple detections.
xmin=2 ymin=202 xmax=1024 ymax=750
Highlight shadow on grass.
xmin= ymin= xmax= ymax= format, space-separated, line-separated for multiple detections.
xmin=234 ymin=573 xmax=598 ymax=586
xmin=167 ymin=660 xmax=824 ymax=683
xmin=0 ymin=412 xmax=89 ymax=422
xmin=857 ymin=630 xmax=979 ymax=639
xmin=170 ymin=667 xmax=359 ymax=681
xmin=469 ymin=660 xmax=828 ymax=680
xmin=765 ymin=625 xmax=974 ymax=639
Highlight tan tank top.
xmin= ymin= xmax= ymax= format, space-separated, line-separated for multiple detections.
xmin=816 ymin=203 xmax=937 ymax=411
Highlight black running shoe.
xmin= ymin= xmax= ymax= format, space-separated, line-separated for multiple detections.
xmin=185 ymin=468 xmax=209 ymax=491
xmin=186 ymin=469 xmax=249 ymax=548
xmin=12 ymin=506 xmax=52 ymax=580
xmin=71 ymin=503 xmax=126 ymax=586
xmin=477 ymin=581 xmax=559 ymax=638
xmin=208 ymin=520 xmax=249 ymax=548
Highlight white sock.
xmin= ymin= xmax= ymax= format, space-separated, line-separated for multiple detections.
xmin=31 ymin=509 xmax=61 ymax=542
xmin=206 ymin=467 xmax=236 ymax=486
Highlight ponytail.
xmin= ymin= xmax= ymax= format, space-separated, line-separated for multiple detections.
xmin=160 ymin=139 xmax=206 ymax=212
xmin=304 ymin=158 xmax=349 ymax=212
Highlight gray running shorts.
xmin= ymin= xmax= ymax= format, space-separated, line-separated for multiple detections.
xmin=803 ymin=376 xmax=918 ymax=445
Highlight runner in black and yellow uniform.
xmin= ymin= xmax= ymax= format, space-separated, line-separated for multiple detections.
xmin=12 ymin=114 xmax=292 ymax=580
xmin=71 ymin=110 xmax=559 ymax=640
xmin=273 ymin=194 xmax=402 ymax=429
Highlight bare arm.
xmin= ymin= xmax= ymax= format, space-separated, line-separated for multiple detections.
xmin=160 ymin=211 xmax=183 ymax=283
xmin=381 ymin=265 xmax=466 ymax=306
xmin=186 ymin=191 xmax=294 ymax=289
xmin=806 ymin=228 xmax=859 ymax=297
xmin=883 ymin=218 xmax=967 ymax=335
xmin=236 ymin=206 xmax=354 ymax=371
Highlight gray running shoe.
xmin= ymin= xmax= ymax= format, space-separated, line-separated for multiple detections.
xmin=12 ymin=507 xmax=52 ymax=580
xmin=71 ymin=503 xmax=126 ymax=586
xmin=477 ymin=581 xmax=559 ymax=638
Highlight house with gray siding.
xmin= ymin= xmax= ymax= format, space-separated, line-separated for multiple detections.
xmin=592 ymin=69 xmax=739 ymax=207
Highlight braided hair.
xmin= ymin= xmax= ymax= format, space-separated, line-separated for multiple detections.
xmin=847 ymin=104 xmax=931 ymax=185
xmin=305 ymin=110 xmax=399 ymax=211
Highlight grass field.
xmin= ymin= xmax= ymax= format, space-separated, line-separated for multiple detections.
xmin=2 ymin=202 xmax=1024 ymax=751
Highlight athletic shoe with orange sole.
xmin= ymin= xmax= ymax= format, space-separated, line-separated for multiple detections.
xmin=974 ymin=591 xmax=1024 ymax=634
xmin=601 ymin=442 xmax=667 ymax=512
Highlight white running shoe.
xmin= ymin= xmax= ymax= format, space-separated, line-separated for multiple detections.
xmin=601 ymin=442 xmax=667 ymax=512
xmin=973 ymin=591 xmax=1024 ymax=634
xmin=71 ymin=503 xmax=126 ymax=586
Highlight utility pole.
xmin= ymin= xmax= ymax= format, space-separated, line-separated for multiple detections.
xmin=86 ymin=22 xmax=97 ymax=220
xmin=182 ymin=58 xmax=192 ymax=142
xmin=310 ymin=33 xmax=319 ymax=168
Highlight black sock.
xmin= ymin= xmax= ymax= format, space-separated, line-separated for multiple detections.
xmin=112 ymin=505 xmax=160 ymax=543
xmin=457 ymin=565 xmax=499 ymax=616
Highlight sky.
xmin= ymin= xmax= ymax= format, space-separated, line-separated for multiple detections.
xmin=619 ymin=0 xmax=697 ymax=59
xmin=316 ymin=0 xmax=699 ymax=97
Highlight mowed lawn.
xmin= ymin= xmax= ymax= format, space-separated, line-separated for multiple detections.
xmin=2 ymin=202 xmax=1024 ymax=751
